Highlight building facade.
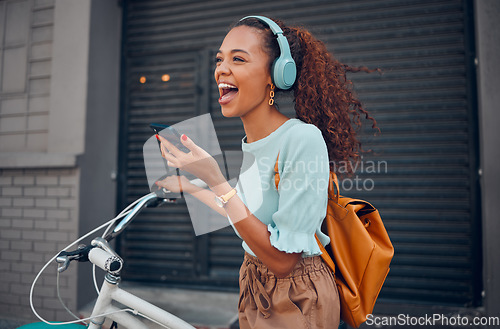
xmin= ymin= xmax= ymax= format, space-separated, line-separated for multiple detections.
xmin=0 ymin=0 xmax=499 ymax=325
xmin=0 ymin=0 xmax=121 ymax=322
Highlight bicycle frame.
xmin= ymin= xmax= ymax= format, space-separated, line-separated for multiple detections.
xmin=86 ymin=269 xmax=194 ymax=329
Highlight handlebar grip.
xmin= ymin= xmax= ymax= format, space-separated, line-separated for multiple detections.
xmin=89 ymin=247 xmax=123 ymax=275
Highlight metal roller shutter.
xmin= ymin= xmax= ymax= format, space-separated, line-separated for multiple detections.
xmin=117 ymin=0 xmax=480 ymax=307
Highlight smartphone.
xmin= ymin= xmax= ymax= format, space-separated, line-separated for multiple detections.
xmin=149 ymin=123 xmax=188 ymax=198
xmin=150 ymin=123 xmax=190 ymax=153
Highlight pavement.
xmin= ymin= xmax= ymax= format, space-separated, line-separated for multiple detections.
xmin=0 ymin=319 xmax=27 ymax=329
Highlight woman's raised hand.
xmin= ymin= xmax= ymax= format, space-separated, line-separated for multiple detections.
xmin=156 ymin=134 xmax=226 ymax=188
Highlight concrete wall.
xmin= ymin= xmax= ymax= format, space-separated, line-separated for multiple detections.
xmin=0 ymin=0 xmax=121 ymax=322
xmin=0 ymin=0 xmax=52 ymax=152
xmin=0 ymin=0 xmax=82 ymax=321
xmin=475 ymin=0 xmax=500 ymax=318
xmin=76 ymin=0 xmax=122 ymax=309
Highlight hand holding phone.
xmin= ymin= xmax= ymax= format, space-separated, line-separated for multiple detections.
xmin=150 ymin=121 xmax=225 ymax=188
xmin=150 ymin=123 xmax=190 ymax=154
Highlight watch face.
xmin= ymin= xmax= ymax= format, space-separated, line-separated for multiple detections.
xmin=215 ymin=196 xmax=224 ymax=208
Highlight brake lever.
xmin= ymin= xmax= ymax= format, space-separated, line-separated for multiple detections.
xmin=152 ymin=182 xmax=178 ymax=202
xmin=56 ymin=256 xmax=71 ymax=273
xmin=148 ymin=194 xmax=177 ymax=207
xmin=56 ymin=244 xmax=94 ymax=273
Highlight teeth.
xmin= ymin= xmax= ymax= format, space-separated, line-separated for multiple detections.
xmin=218 ymin=83 xmax=237 ymax=89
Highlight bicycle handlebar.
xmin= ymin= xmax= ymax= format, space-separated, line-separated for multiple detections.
xmin=56 ymin=178 xmax=208 ymax=273
xmin=89 ymin=247 xmax=123 ymax=275
xmin=104 ymin=192 xmax=161 ymax=242
xmin=104 ymin=178 xmax=208 ymax=242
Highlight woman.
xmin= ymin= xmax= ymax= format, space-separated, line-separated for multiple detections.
xmin=156 ymin=16 xmax=377 ymax=329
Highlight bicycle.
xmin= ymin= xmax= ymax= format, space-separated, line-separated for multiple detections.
xmin=21 ymin=187 xmax=201 ymax=329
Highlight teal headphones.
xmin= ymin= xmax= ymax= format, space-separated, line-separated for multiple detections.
xmin=240 ymin=16 xmax=297 ymax=90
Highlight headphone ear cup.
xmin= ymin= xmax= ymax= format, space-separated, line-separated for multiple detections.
xmin=273 ymin=56 xmax=297 ymax=90
xmin=239 ymin=16 xmax=297 ymax=90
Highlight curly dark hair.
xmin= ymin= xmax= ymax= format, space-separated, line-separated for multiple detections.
xmin=234 ymin=17 xmax=379 ymax=174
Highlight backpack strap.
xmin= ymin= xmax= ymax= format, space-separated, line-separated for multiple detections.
xmin=273 ymin=155 xmax=281 ymax=192
xmin=329 ymin=171 xmax=340 ymax=204
xmin=273 ymin=153 xmax=336 ymax=274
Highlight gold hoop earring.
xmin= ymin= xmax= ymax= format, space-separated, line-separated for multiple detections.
xmin=268 ymin=83 xmax=275 ymax=106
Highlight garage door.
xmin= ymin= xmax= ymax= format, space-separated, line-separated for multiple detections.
xmin=117 ymin=0 xmax=481 ymax=307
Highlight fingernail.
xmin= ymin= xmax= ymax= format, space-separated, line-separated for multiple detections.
xmin=181 ymin=134 xmax=187 ymax=141
xmin=156 ymin=134 xmax=160 ymax=140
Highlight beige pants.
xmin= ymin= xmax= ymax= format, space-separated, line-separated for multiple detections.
xmin=238 ymin=253 xmax=340 ymax=329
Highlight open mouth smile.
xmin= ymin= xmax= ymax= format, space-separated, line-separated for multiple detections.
xmin=218 ymin=82 xmax=239 ymax=105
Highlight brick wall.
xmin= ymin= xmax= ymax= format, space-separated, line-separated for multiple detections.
xmin=0 ymin=167 xmax=80 ymax=322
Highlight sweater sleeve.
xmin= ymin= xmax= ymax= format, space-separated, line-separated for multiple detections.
xmin=268 ymin=124 xmax=330 ymax=256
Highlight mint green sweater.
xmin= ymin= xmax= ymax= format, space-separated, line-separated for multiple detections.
xmin=232 ymin=118 xmax=330 ymax=257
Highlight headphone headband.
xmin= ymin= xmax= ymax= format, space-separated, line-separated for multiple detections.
xmin=240 ymin=15 xmax=284 ymax=35
xmin=239 ymin=15 xmax=297 ymax=90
